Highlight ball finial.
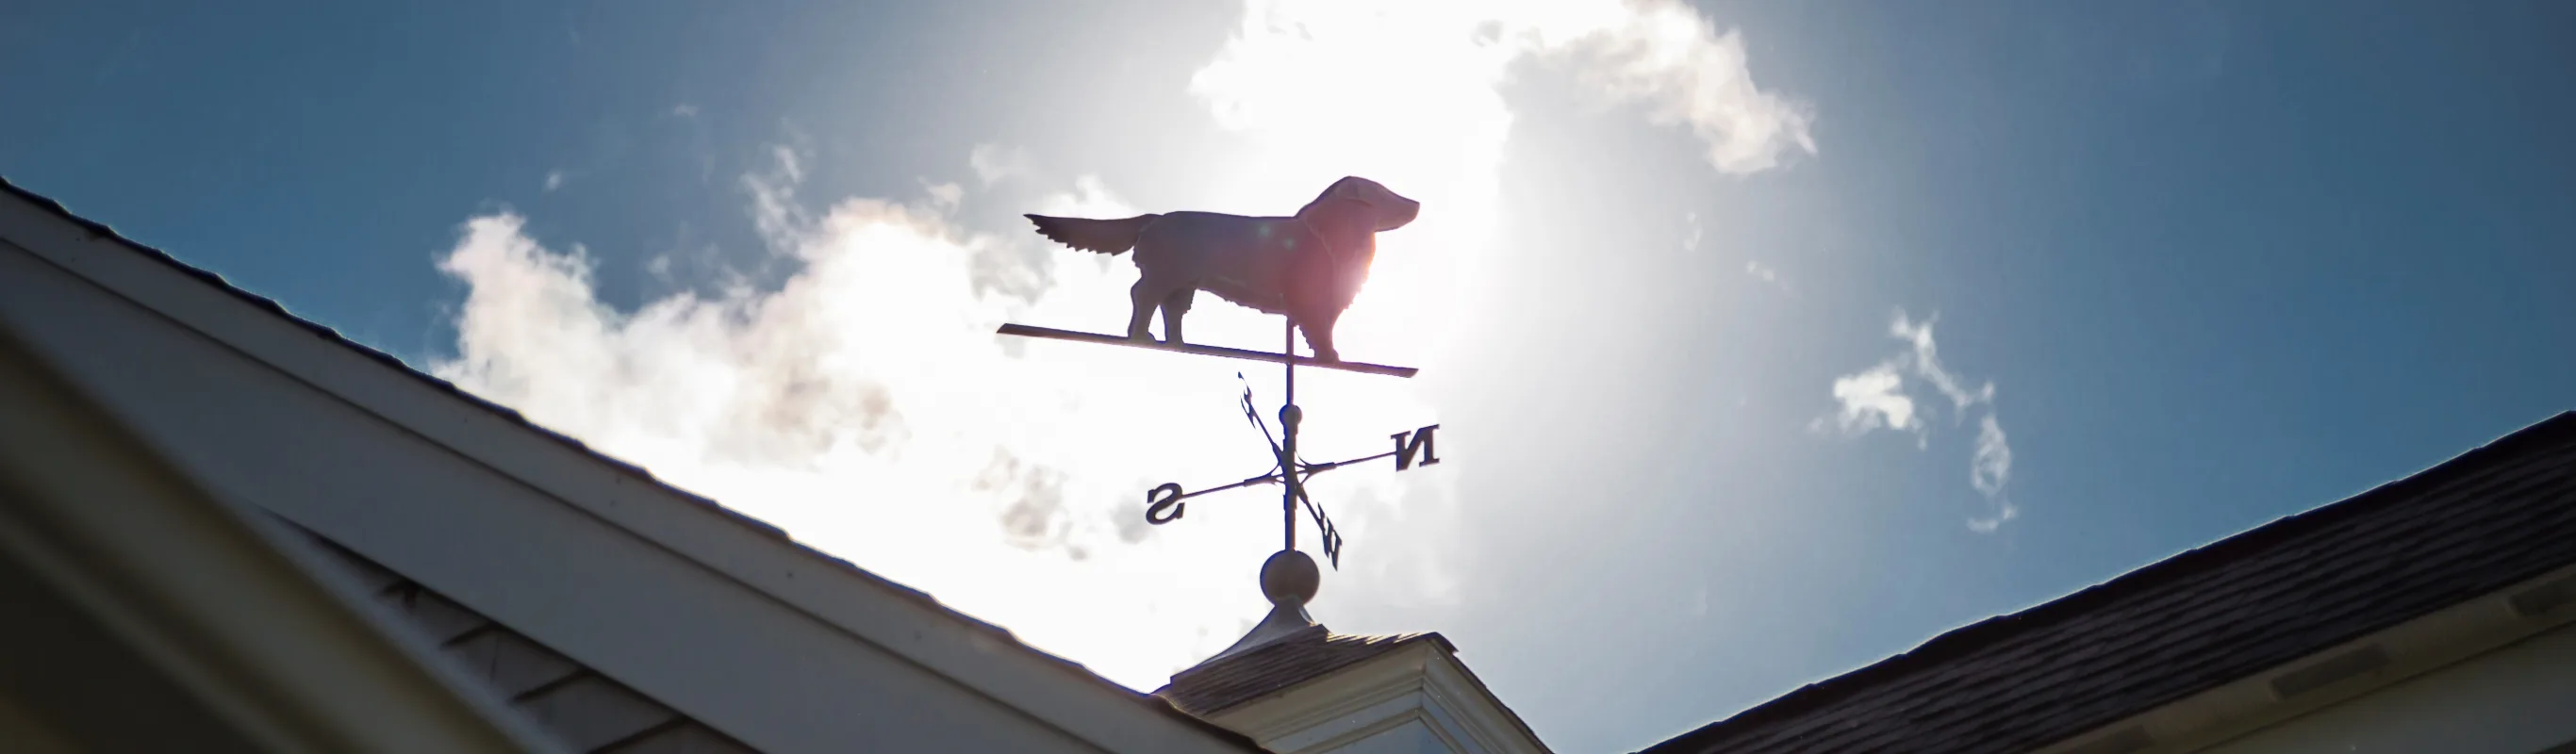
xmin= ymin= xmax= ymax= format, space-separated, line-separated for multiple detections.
xmin=1260 ymin=549 xmax=1321 ymax=606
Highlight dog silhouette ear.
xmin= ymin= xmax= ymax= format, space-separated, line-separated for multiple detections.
xmin=1299 ymin=195 xmax=1372 ymax=238
xmin=1298 ymin=177 xmax=1362 ymax=216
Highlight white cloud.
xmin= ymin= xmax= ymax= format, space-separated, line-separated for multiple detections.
xmin=1817 ymin=310 xmax=2019 ymax=532
xmin=672 ymin=104 xmax=700 ymax=118
xmin=543 ymin=170 xmax=566 ymax=192
xmin=432 ymin=148 xmax=1454 ymax=689
xmin=1824 ymin=365 xmax=1914 ymax=434
xmin=1552 ymin=1 xmax=1819 ymax=173
xmin=426 ymin=0 xmax=1814 ymax=689
xmin=1192 ymin=0 xmax=1813 ymax=178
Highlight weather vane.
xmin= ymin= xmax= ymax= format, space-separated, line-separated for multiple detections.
xmin=1000 ymin=176 xmax=1442 ymax=568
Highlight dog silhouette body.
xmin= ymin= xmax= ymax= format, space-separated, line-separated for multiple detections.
xmin=1024 ymin=176 xmax=1420 ymax=362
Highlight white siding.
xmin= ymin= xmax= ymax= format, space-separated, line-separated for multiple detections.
xmin=2200 ymin=622 xmax=2576 ymax=754
xmin=296 ymin=530 xmax=755 ymax=753
xmin=1329 ymin=719 xmax=1453 ymax=754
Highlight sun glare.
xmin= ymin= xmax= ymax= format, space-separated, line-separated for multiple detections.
xmin=431 ymin=0 xmax=1812 ymax=692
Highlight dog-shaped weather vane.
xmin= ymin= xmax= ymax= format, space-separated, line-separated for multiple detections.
xmin=1000 ymin=176 xmax=1443 ymax=568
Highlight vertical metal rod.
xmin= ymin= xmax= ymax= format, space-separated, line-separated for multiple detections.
xmin=1281 ymin=318 xmax=1297 ymax=552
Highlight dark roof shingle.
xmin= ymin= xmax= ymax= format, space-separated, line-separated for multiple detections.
xmin=1644 ymin=411 xmax=2576 ymax=754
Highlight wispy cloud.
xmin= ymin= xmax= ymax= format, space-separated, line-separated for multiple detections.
xmin=1968 ymin=414 xmax=2017 ymax=533
xmin=1890 ymin=313 xmax=1993 ymax=413
xmin=968 ymin=143 xmax=1033 ymax=187
xmin=1693 ymin=212 xmax=1795 ymax=295
xmin=1742 ymin=259 xmax=1793 ymax=296
xmin=671 ymin=103 xmax=700 ymax=118
xmin=920 ymin=179 xmax=964 ymax=210
xmin=742 ymin=146 xmax=808 ymax=250
xmin=543 ymin=170 xmax=566 ymax=192
xmin=1815 ymin=310 xmax=2018 ymax=531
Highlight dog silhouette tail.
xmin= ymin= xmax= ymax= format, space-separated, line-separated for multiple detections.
xmin=1025 ymin=214 xmax=1160 ymax=254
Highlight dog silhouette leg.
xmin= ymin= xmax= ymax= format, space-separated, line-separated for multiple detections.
xmin=1127 ymin=279 xmax=1160 ymax=342
xmin=1160 ymin=287 xmax=1197 ymax=346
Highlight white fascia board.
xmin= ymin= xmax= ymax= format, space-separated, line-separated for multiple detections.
xmin=0 ymin=189 xmax=1251 ymax=753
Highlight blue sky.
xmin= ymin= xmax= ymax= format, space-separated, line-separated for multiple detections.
xmin=8 ymin=1 xmax=2575 ymax=750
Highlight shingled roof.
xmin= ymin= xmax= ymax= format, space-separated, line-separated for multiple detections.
xmin=1154 ymin=626 xmax=1448 ymax=716
xmin=1642 ymin=411 xmax=2576 ymax=754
